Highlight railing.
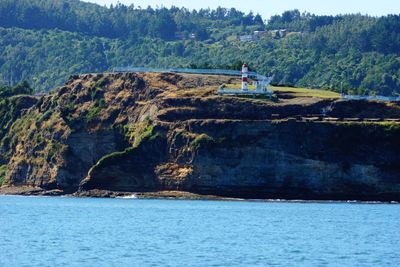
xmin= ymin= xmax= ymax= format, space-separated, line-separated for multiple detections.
xmin=112 ymin=67 xmax=400 ymax=102
xmin=112 ymin=66 xmax=272 ymax=81
xmin=113 ymin=66 xmax=274 ymax=92
xmin=113 ymin=67 xmax=243 ymax=76
xmin=342 ymin=94 xmax=400 ymax=102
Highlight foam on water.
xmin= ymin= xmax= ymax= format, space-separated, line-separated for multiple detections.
xmin=118 ymin=194 xmax=138 ymax=199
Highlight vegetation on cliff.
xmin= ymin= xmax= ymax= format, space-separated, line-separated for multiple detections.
xmin=125 ymin=120 xmax=158 ymax=148
xmin=0 ymin=72 xmax=399 ymax=200
xmin=0 ymin=0 xmax=399 ymax=96
xmin=0 ymin=164 xmax=6 ymax=185
xmin=89 ymin=120 xmax=160 ymax=172
xmin=0 ymin=81 xmax=33 ymax=98
xmin=4 ymin=109 xmax=67 ymax=170
xmin=93 ymin=148 xmax=136 ymax=172
xmin=0 ymin=82 xmax=37 ymax=163
xmin=191 ymin=134 xmax=217 ymax=150
xmin=345 ymin=121 xmax=400 ymax=137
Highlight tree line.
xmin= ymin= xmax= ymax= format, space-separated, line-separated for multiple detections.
xmin=0 ymin=0 xmax=399 ymax=96
xmin=268 ymin=10 xmax=400 ymax=55
xmin=0 ymin=0 xmax=263 ymax=41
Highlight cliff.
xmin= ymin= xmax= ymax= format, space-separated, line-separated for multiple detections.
xmin=1 ymin=72 xmax=399 ymax=201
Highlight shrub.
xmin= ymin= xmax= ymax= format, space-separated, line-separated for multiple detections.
xmin=191 ymin=133 xmax=215 ymax=150
xmin=125 ymin=120 xmax=158 ymax=147
xmin=94 ymin=147 xmax=135 ymax=169
xmin=378 ymin=121 xmax=400 ymax=132
xmin=95 ymin=77 xmax=110 ymax=88
xmin=59 ymin=103 xmax=75 ymax=118
xmin=90 ymin=87 xmax=103 ymax=101
xmin=85 ymin=106 xmax=102 ymax=123
xmin=0 ymin=164 xmax=7 ymax=186
xmin=0 ymin=81 xmax=33 ymax=98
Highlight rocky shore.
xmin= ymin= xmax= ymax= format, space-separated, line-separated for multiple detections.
xmin=1 ymin=72 xmax=399 ymax=201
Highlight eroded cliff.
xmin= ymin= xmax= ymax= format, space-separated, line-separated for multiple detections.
xmin=1 ymin=72 xmax=399 ymax=201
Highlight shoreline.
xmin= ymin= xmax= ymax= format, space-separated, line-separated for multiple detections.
xmin=0 ymin=187 xmax=398 ymax=204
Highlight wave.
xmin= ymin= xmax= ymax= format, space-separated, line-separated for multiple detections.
xmin=117 ymin=194 xmax=138 ymax=199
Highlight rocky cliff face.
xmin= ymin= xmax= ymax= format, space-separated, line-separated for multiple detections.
xmin=0 ymin=95 xmax=38 ymax=164
xmin=1 ymin=72 xmax=399 ymax=201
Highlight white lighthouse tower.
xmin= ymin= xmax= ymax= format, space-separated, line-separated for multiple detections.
xmin=241 ymin=63 xmax=249 ymax=91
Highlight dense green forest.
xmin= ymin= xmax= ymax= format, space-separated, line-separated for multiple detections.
xmin=0 ymin=0 xmax=399 ymax=95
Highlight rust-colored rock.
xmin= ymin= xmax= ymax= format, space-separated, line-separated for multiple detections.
xmin=1 ymin=72 xmax=400 ymax=201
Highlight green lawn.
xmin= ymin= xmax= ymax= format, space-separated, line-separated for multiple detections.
xmin=270 ymin=86 xmax=341 ymax=99
xmin=223 ymin=84 xmax=257 ymax=90
xmin=222 ymin=84 xmax=340 ymax=99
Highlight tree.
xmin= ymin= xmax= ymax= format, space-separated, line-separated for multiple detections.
xmin=253 ymin=14 xmax=264 ymax=25
xmin=0 ymin=81 xmax=33 ymax=97
xmin=149 ymin=9 xmax=177 ymax=40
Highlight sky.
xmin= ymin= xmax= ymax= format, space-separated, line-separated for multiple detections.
xmin=84 ymin=0 xmax=400 ymax=19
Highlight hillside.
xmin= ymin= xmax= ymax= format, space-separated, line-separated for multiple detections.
xmin=0 ymin=72 xmax=399 ymax=201
xmin=0 ymin=0 xmax=399 ymax=95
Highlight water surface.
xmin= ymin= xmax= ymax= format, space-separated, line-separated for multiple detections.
xmin=0 ymin=196 xmax=399 ymax=266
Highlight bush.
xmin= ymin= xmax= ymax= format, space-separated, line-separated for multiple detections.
xmin=85 ymin=106 xmax=102 ymax=123
xmin=191 ymin=133 xmax=215 ymax=150
xmin=90 ymin=87 xmax=103 ymax=101
xmin=0 ymin=165 xmax=7 ymax=186
xmin=94 ymin=147 xmax=135 ymax=169
xmin=125 ymin=120 xmax=159 ymax=147
xmin=0 ymin=81 xmax=34 ymax=98
xmin=95 ymin=77 xmax=110 ymax=88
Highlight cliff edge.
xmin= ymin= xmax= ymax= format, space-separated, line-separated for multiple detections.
xmin=1 ymin=72 xmax=399 ymax=201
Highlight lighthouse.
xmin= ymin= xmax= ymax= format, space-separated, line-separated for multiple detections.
xmin=241 ymin=63 xmax=249 ymax=91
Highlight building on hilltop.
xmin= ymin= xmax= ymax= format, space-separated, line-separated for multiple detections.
xmin=238 ymin=35 xmax=255 ymax=42
xmin=217 ymin=64 xmax=273 ymax=96
xmin=174 ymin=32 xmax=196 ymax=40
xmin=269 ymin=29 xmax=287 ymax=39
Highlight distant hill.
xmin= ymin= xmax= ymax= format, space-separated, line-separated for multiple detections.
xmin=0 ymin=0 xmax=399 ymax=95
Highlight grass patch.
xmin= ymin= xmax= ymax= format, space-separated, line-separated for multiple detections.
xmin=135 ymin=124 xmax=155 ymax=146
xmin=85 ymin=106 xmax=102 ymax=123
xmin=95 ymin=77 xmax=110 ymax=88
xmin=59 ymin=103 xmax=79 ymax=125
xmin=0 ymin=164 xmax=7 ymax=186
xmin=90 ymin=87 xmax=103 ymax=101
xmin=125 ymin=120 xmax=158 ymax=147
xmin=85 ymin=99 xmax=106 ymax=123
xmin=94 ymin=147 xmax=135 ymax=169
xmin=223 ymin=83 xmax=340 ymax=98
xmin=341 ymin=121 xmax=400 ymax=139
xmin=366 ymin=121 xmax=400 ymax=133
xmin=93 ymin=121 xmax=159 ymax=170
xmin=191 ymin=133 xmax=215 ymax=150
xmin=270 ymin=86 xmax=341 ymax=99
xmin=221 ymin=83 xmax=340 ymax=99
xmin=223 ymin=84 xmax=257 ymax=90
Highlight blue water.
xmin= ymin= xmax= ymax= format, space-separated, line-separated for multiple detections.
xmin=0 ymin=196 xmax=399 ymax=267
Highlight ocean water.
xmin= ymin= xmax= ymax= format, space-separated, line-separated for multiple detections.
xmin=0 ymin=196 xmax=399 ymax=267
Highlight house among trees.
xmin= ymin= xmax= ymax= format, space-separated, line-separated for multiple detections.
xmin=174 ymin=32 xmax=185 ymax=40
xmin=253 ymin=30 xmax=268 ymax=37
xmin=238 ymin=31 xmax=267 ymax=42
xmin=238 ymin=30 xmax=281 ymax=42
xmin=269 ymin=29 xmax=287 ymax=38
xmin=174 ymin=32 xmax=196 ymax=40
xmin=238 ymin=35 xmax=254 ymax=42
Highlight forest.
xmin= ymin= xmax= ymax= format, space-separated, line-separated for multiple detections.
xmin=0 ymin=0 xmax=399 ymax=95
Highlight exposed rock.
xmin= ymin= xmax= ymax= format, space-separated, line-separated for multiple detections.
xmin=1 ymin=72 xmax=399 ymax=201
